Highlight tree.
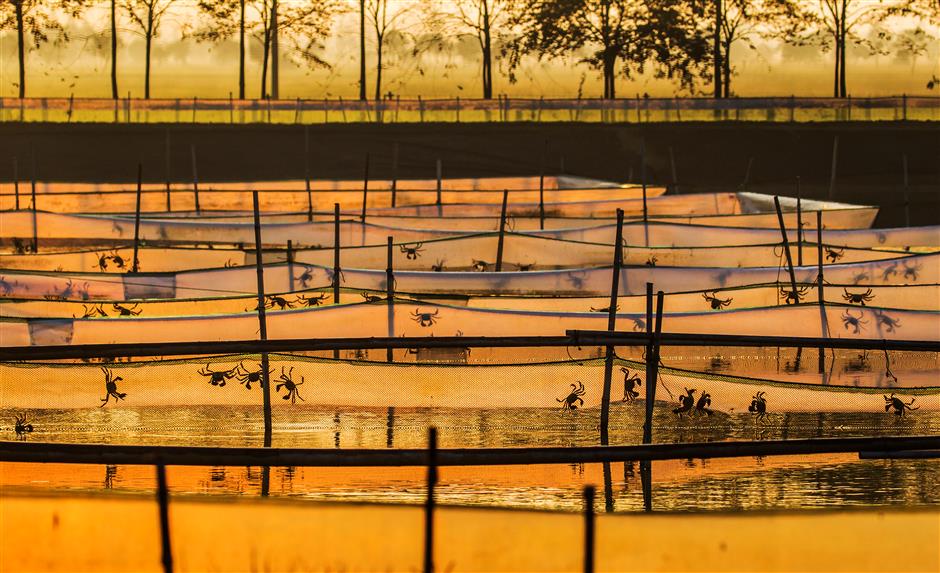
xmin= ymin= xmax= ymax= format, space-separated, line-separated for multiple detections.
xmin=121 ymin=0 xmax=172 ymax=99
xmin=192 ymin=0 xmax=248 ymax=99
xmin=0 ymin=0 xmax=83 ymax=98
xmin=507 ymin=0 xmax=710 ymax=99
xmin=109 ymin=0 xmax=117 ymax=98
xmin=365 ymin=0 xmax=414 ymax=101
xmin=426 ymin=0 xmax=510 ymax=99
xmin=359 ymin=0 xmax=366 ymax=99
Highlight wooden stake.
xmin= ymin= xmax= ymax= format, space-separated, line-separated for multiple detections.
xmin=539 ymin=140 xmax=546 ymax=229
xmin=30 ymin=147 xmax=37 ymax=253
xmin=286 ymin=240 xmax=294 ymax=291
xmin=386 ymin=236 xmax=394 ymax=363
xmin=435 ymin=158 xmax=442 ymax=216
xmin=132 ymin=163 xmax=142 ymax=273
xmin=583 ymin=485 xmax=596 ymax=573
xmin=12 ymin=157 xmax=18 ymax=210
xmin=361 ymin=153 xmax=370 ymax=221
xmin=600 ymin=209 xmax=625 ymax=446
xmin=391 ymin=142 xmax=399 ymax=208
xmin=164 ymin=129 xmax=171 ymax=212
xmin=190 ymin=144 xmax=200 ymax=213
xmin=423 ymin=427 xmax=438 ymax=573
xmin=333 ymin=203 xmax=341 ymax=360
xmin=828 ymin=135 xmax=838 ymax=200
xmin=304 ymin=126 xmax=312 ymax=222
xmin=817 ymin=210 xmax=826 ymax=375
xmin=796 ymin=177 xmax=803 ymax=266
xmin=902 ymin=154 xmax=910 ymax=227
xmin=774 ymin=196 xmax=799 ymax=295
xmin=155 ymin=463 xmax=173 ymax=573
xmin=495 ymin=190 xmax=509 ymax=272
xmin=386 ymin=407 xmax=395 ymax=448
xmin=252 ymin=191 xmax=273 ymax=448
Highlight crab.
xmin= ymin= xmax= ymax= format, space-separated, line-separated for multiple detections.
xmin=695 ymin=391 xmax=713 ymax=416
xmin=620 ymin=367 xmax=642 ymax=402
xmin=79 ymin=304 xmax=108 ymax=318
xmin=99 ymin=367 xmax=127 ymax=407
xmin=198 ymin=364 xmax=238 ymax=387
xmin=884 ymin=393 xmax=919 ymax=417
xmin=902 ymin=261 xmax=922 ymax=281
xmin=557 ymin=381 xmax=586 ymax=411
xmin=824 ymin=247 xmax=844 ymax=263
xmin=881 ymin=262 xmax=899 ymax=281
xmin=431 ymin=259 xmax=445 ymax=272
xmin=702 ymin=291 xmax=732 ymax=310
xmin=112 ymin=303 xmax=141 ymax=317
xmin=516 ymin=262 xmax=536 ymax=272
xmin=295 ymin=266 xmax=316 ymax=288
xmin=275 ymin=366 xmax=305 ymax=404
xmin=850 ymin=271 xmax=870 ymax=285
xmin=842 ymin=288 xmax=874 ymax=306
xmin=748 ymin=391 xmax=767 ymax=421
xmin=265 ymin=295 xmax=294 ymax=311
xmin=589 ymin=304 xmax=619 ymax=313
xmin=234 ymin=362 xmax=268 ymax=390
xmin=13 ymin=414 xmax=34 ymax=437
xmin=631 ymin=318 xmax=646 ymax=332
xmin=11 ymin=239 xmax=28 ymax=255
xmin=645 ymin=256 xmax=658 ymax=267
xmin=841 ymin=309 xmax=868 ymax=334
xmin=672 ymin=388 xmax=696 ymax=417
xmin=567 ymin=271 xmax=588 ymax=290
xmin=399 ymin=243 xmax=424 ymax=260
xmin=95 ymin=252 xmax=110 ymax=271
xmin=873 ymin=310 xmax=901 ymax=333
xmin=411 ymin=308 xmax=440 ymax=327
xmin=296 ymin=293 xmax=328 ymax=307
xmin=361 ymin=292 xmax=384 ymax=303
xmin=779 ymin=285 xmax=809 ymax=305
xmin=471 ymin=259 xmax=489 ymax=272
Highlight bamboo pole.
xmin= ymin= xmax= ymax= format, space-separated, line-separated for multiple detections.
xmin=252 ymin=191 xmax=273 ymax=447
xmin=642 ymin=283 xmax=654 ymax=445
xmin=132 ymin=163 xmax=142 ymax=273
xmin=599 ymin=209 xmax=625 ymax=446
xmin=423 ymin=427 xmax=438 ymax=573
xmin=495 ymin=190 xmax=509 ymax=272
xmin=640 ymin=138 xmax=648 ymax=247
xmin=817 ymin=210 xmax=826 ymax=375
xmin=435 ymin=159 xmax=442 ymax=216
xmin=669 ymin=145 xmax=679 ymax=194
xmin=391 ymin=142 xmax=399 ymax=208
xmin=796 ymin=177 xmax=803 ymax=266
xmin=741 ymin=157 xmax=754 ymax=191
xmin=30 ymin=147 xmax=37 ymax=253
xmin=12 ymin=157 xmax=18 ymax=210
xmin=286 ymin=240 xmax=294 ymax=292
xmin=164 ymin=129 xmax=171 ymax=212
xmin=386 ymin=236 xmax=394 ymax=363
xmin=155 ymin=463 xmax=173 ymax=573
xmin=773 ymin=196 xmax=799 ymax=298
xmin=304 ymin=125 xmax=312 ymax=222
xmin=190 ymin=144 xmax=200 ymax=213
xmin=333 ymin=203 xmax=341 ymax=305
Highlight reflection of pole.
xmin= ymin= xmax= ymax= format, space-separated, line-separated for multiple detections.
xmin=600 ymin=209 xmax=624 ymax=445
xmin=252 ymin=191 xmax=272 ymax=448
xmin=423 ymin=427 xmax=438 ymax=573
xmin=495 ymin=191 xmax=509 ymax=272
xmin=386 ymin=406 xmax=395 ymax=448
xmin=602 ymin=461 xmax=614 ymax=512
xmin=583 ymin=485 xmax=596 ymax=573
xmin=640 ymin=461 xmax=652 ymax=512
xmin=132 ymin=164 xmax=142 ymax=273
xmin=155 ymin=463 xmax=173 ymax=573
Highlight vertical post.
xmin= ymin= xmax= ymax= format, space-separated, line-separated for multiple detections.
xmin=132 ymin=163 xmax=143 ymax=273
xmin=640 ymin=138 xmax=649 ymax=247
xmin=391 ymin=142 xmax=399 ymax=207
xmin=583 ymin=485 xmax=595 ymax=573
xmin=642 ymin=284 xmax=655 ymax=444
xmin=305 ymin=125 xmax=313 ymax=222
xmin=155 ymin=463 xmax=173 ymax=573
xmin=495 ymin=190 xmax=509 ymax=272
xmin=539 ymin=140 xmax=546 ymax=229
xmin=164 ymin=129 xmax=171 ymax=212
xmin=252 ymin=191 xmax=273 ymax=448
xmin=361 ymin=153 xmax=370 ymax=221
xmin=30 ymin=147 xmax=38 ymax=253
xmin=333 ymin=203 xmax=341 ymax=360
xmin=828 ymin=135 xmax=839 ymax=200
xmin=640 ymin=461 xmax=652 ymax=512
xmin=386 ymin=407 xmax=395 ymax=447
xmin=773 ymin=196 xmax=799 ymax=297
xmin=423 ymin=427 xmax=438 ymax=573
xmin=668 ymin=146 xmax=679 ymax=194
xmin=12 ymin=157 xmax=19 ymax=210
xmin=190 ymin=144 xmax=200 ymax=213
xmin=192 ymin=96 xmax=197 ymax=124
xmin=229 ymin=91 xmax=234 ymax=124
xmin=902 ymin=154 xmax=910 ymax=227
xmin=286 ymin=239 xmax=294 ymax=292
xmin=816 ymin=210 xmax=826 ymax=375
xmin=435 ymin=158 xmax=443 ymax=216
xmin=600 ymin=209 xmax=624 ymax=446
xmin=386 ymin=236 xmax=394 ymax=363
xmin=67 ymin=93 xmax=74 ymax=123
xmin=796 ymin=177 xmax=803 ymax=267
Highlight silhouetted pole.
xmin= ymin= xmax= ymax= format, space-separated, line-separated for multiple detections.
xmin=286 ymin=240 xmax=294 ymax=292
xmin=304 ymin=125 xmax=313 ymax=222
xmin=132 ymin=163 xmax=143 ymax=273
xmin=817 ymin=211 xmax=826 ymax=375
xmin=773 ymin=196 xmax=799 ymax=297
xmin=828 ymin=135 xmax=839 ymax=200
xmin=386 ymin=236 xmax=394 ymax=362
xmin=423 ymin=427 xmax=438 ymax=573
xmin=640 ymin=138 xmax=649 ymax=247
xmin=12 ymin=157 xmax=18 ymax=210
xmin=164 ymin=129 xmax=171 ymax=212
xmin=583 ymin=485 xmax=596 ymax=573
xmin=902 ymin=154 xmax=910 ymax=227
xmin=603 ymin=461 xmax=614 ymax=512
xmin=252 ymin=191 xmax=273 ymax=447
xmin=539 ymin=140 xmax=546 ymax=229
xmin=155 ymin=463 xmax=173 ymax=573
xmin=796 ymin=177 xmax=803 ymax=266
xmin=640 ymin=461 xmax=652 ymax=512
xmin=391 ymin=142 xmax=400 ymax=208
xmin=642 ymin=287 xmax=664 ymax=445
xmin=600 ymin=209 xmax=625 ymax=446
xmin=333 ymin=203 xmax=342 ymax=360
xmin=190 ymin=144 xmax=200 ymax=213
xmin=361 ymin=153 xmax=370 ymax=221
xmin=435 ymin=159 xmax=443 ymax=216
xmin=495 ymin=190 xmax=509 ymax=272
xmin=30 ymin=147 xmax=37 ymax=253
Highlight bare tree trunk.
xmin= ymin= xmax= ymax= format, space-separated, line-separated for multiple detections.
xmin=144 ymin=13 xmax=153 ymax=99
xmin=602 ymin=51 xmax=616 ymax=99
xmin=111 ymin=0 xmax=118 ymax=99
xmin=723 ymin=39 xmax=732 ymax=98
xmin=832 ymin=32 xmax=840 ymax=98
xmin=239 ymin=0 xmax=245 ymax=99
xmin=270 ymin=0 xmax=279 ymax=99
xmin=482 ymin=0 xmax=493 ymax=99
xmin=359 ymin=0 xmax=367 ymax=101
xmin=374 ymin=35 xmax=384 ymax=101
xmin=838 ymin=0 xmax=847 ymax=98
xmin=713 ymin=0 xmax=722 ymax=99
xmin=15 ymin=0 xmax=25 ymax=98
xmin=261 ymin=8 xmax=271 ymax=99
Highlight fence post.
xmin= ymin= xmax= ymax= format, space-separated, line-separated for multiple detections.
xmin=816 ymin=211 xmax=826 ymax=376
xmin=423 ymin=427 xmax=438 ymax=573
xmin=902 ymin=154 xmax=910 ymax=227
xmin=495 ymin=190 xmax=509 ymax=271
xmin=286 ymin=240 xmax=294 ymax=291
xmin=252 ymin=191 xmax=273 ymax=448
xmin=796 ymin=177 xmax=803 ymax=266
xmin=361 ymin=153 xmax=370 ymax=222
xmin=539 ymin=140 xmax=546 ymax=229
xmin=164 ymin=129 xmax=172 ymax=212
xmin=386 ymin=236 xmax=395 ymax=362
xmin=828 ymin=135 xmax=839 ymax=200
xmin=132 ymin=163 xmax=142 ymax=273
xmin=12 ymin=157 xmax=19 ymax=210
xmin=304 ymin=125 xmax=313 ymax=222
xmin=391 ymin=142 xmax=400 ymax=207
xmin=583 ymin=485 xmax=595 ymax=573
xmin=190 ymin=144 xmax=200 ymax=213
xmin=155 ymin=463 xmax=173 ymax=573
xmin=600 ymin=209 xmax=625 ymax=446
xmin=773 ymin=196 xmax=799 ymax=297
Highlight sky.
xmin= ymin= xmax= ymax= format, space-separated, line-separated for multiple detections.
xmin=0 ymin=1 xmax=937 ymax=99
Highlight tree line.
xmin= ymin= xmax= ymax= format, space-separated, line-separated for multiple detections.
xmin=1 ymin=0 xmax=937 ymax=100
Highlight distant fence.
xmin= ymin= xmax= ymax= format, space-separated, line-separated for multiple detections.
xmin=2 ymin=95 xmax=938 ymax=124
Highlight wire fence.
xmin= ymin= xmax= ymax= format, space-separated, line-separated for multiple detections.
xmin=2 ymin=95 xmax=938 ymax=124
